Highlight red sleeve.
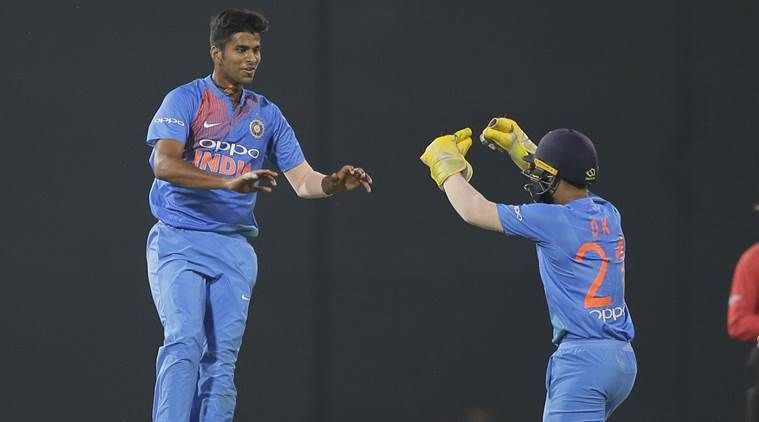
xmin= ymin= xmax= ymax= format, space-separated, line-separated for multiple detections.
xmin=727 ymin=243 xmax=759 ymax=341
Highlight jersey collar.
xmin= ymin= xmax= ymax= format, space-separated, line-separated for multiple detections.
xmin=564 ymin=195 xmax=595 ymax=208
xmin=205 ymin=74 xmax=250 ymax=105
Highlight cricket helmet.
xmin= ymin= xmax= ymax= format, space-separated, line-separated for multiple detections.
xmin=523 ymin=128 xmax=599 ymax=203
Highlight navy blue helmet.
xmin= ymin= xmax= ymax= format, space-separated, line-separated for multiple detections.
xmin=523 ymin=128 xmax=599 ymax=203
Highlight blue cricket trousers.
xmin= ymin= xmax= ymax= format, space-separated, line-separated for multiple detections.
xmin=147 ymin=222 xmax=257 ymax=422
xmin=543 ymin=339 xmax=637 ymax=421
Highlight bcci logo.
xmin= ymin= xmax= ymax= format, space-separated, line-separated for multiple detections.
xmin=249 ymin=119 xmax=265 ymax=138
xmin=585 ymin=168 xmax=597 ymax=181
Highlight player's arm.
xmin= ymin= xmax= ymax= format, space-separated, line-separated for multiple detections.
xmin=284 ymin=160 xmax=372 ymax=198
xmin=442 ymin=174 xmax=502 ymax=232
xmin=268 ymin=103 xmax=371 ymax=198
xmin=727 ymin=245 xmax=759 ymax=341
xmin=153 ymin=138 xmax=277 ymax=193
xmin=420 ymin=128 xmax=501 ymax=232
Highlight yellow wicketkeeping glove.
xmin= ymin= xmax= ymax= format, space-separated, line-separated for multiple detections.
xmin=420 ymin=128 xmax=474 ymax=189
xmin=479 ymin=117 xmax=537 ymax=171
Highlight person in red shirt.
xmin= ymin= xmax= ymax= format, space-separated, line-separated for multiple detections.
xmin=727 ymin=213 xmax=759 ymax=421
xmin=728 ymin=243 xmax=759 ymax=339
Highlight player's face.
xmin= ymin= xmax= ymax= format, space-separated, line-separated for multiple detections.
xmin=522 ymin=164 xmax=558 ymax=203
xmin=216 ymin=32 xmax=262 ymax=85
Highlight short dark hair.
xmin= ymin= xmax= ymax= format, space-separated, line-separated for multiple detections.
xmin=210 ymin=9 xmax=269 ymax=48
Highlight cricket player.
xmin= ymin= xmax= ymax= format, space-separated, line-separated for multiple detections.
xmin=145 ymin=9 xmax=372 ymax=422
xmin=420 ymin=118 xmax=636 ymax=421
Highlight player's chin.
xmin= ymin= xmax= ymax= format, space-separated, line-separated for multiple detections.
xmin=239 ymin=71 xmax=255 ymax=83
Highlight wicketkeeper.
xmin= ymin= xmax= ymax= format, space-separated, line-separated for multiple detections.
xmin=420 ymin=117 xmax=637 ymax=421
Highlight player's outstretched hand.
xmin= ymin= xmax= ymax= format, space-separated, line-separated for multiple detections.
xmin=226 ymin=169 xmax=279 ymax=193
xmin=420 ymin=128 xmax=474 ymax=189
xmin=479 ymin=117 xmax=537 ymax=171
xmin=322 ymin=165 xmax=373 ymax=194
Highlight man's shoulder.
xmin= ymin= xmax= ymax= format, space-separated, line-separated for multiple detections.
xmin=589 ymin=192 xmax=611 ymax=206
xmin=740 ymin=243 xmax=759 ymax=264
xmin=245 ymin=89 xmax=279 ymax=111
xmin=588 ymin=193 xmax=621 ymax=217
xmin=164 ymin=78 xmax=206 ymax=101
xmin=504 ymin=202 xmax=566 ymax=222
xmin=521 ymin=202 xmax=563 ymax=213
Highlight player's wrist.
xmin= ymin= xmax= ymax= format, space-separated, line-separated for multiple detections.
xmin=220 ymin=173 xmax=244 ymax=191
xmin=321 ymin=175 xmax=338 ymax=196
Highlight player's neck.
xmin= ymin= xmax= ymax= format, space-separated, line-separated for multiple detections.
xmin=211 ymin=71 xmax=243 ymax=105
xmin=553 ymin=182 xmax=589 ymax=205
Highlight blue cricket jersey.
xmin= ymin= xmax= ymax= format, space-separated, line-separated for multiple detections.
xmin=145 ymin=76 xmax=305 ymax=237
xmin=497 ymin=194 xmax=635 ymax=345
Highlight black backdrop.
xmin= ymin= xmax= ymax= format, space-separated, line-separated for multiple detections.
xmin=4 ymin=0 xmax=759 ymax=420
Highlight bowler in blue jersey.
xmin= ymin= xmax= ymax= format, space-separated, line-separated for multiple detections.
xmin=145 ymin=9 xmax=372 ymax=422
xmin=420 ymin=120 xmax=636 ymax=421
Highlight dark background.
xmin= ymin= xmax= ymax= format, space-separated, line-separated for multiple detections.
xmin=3 ymin=0 xmax=758 ymax=420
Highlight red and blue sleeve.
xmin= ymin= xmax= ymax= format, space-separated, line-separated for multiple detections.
xmin=146 ymin=87 xmax=198 ymax=147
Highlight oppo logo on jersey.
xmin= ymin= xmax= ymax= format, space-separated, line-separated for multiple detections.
xmin=589 ymin=306 xmax=625 ymax=323
xmin=198 ymin=139 xmax=260 ymax=158
xmin=192 ymin=138 xmax=260 ymax=177
xmin=153 ymin=117 xmax=185 ymax=127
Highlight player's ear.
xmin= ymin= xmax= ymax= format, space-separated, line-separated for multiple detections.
xmin=210 ymin=45 xmax=222 ymax=65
